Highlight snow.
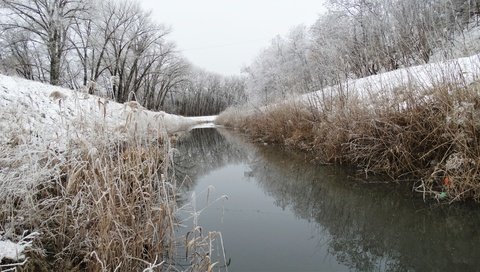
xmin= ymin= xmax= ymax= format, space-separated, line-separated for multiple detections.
xmin=0 ymin=240 xmax=28 ymax=263
xmin=0 ymin=232 xmax=38 ymax=263
xmin=190 ymin=122 xmax=217 ymax=130
xmin=0 ymin=74 xmax=217 ymax=140
xmin=0 ymin=240 xmax=25 ymax=261
xmin=0 ymin=73 xmax=217 ymax=192
xmin=0 ymin=73 xmax=217 ymax=172
xmin=186 ymin=115 xmax=217 ymax=123
xmin=302 ymin=53 xmax=480 ymax=106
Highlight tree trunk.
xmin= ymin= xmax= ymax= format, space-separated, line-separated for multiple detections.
xmin=49 ymin=30 xmax=61 ymax=86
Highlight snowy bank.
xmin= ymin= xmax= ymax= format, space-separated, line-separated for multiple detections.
xmin=217 ymin=53 xmax=480 ymax=202
xmin=0 ymin=74 xmax=216 ymax=137
xmin=0 ymin=74 xmax=217 ymax=268
xmin=302 ymin=53 xmax=480 ymax=106
xmin=0 ymin=73 xmax=218 ymax=199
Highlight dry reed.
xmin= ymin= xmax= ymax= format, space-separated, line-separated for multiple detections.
xmin=216 ymin=79 xmax=480 ymax=203
xmin=0 ymin=93 xmax=218 ymax=270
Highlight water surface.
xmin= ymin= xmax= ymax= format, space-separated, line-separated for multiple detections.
xmin=174 ymin=128 xmax=480 ymax=272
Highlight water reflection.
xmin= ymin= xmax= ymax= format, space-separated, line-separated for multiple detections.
xmin=173 ymin=128 xmax=247 ymax=190
xmin=175 ymin=128 xmax=480 ymax=271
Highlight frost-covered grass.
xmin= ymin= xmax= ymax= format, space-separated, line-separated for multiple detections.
xmin=0 ymin=75 xmax=218 ymax=270
xmin=217 ymin=54 xmax=480 ymax=203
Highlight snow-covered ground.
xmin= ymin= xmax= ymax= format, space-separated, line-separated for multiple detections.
xmin=0 ymin=74 xmax=216 ymax=262
xmin=0 ymin=74 xmax=216 ymax=137
xmin=302 ymin=53 xmax=480 ymax=106
xmin=0 ymin=73 xmax=217 ymax=196
xmin=0 ymin=232 xmax=38 ymax=265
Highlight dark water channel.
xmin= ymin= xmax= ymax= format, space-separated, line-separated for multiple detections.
xmin=174 ymin=128 xmax=480 ymax=272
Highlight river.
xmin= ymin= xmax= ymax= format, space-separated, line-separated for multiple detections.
xmin=173 ymin=127 xmax=480 ymax=272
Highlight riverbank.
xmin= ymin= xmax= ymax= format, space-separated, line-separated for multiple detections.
xmin=0 ymin=75 xmax=215 ymax=270
xmin=216 ymin=55 xmax=480 ymax=203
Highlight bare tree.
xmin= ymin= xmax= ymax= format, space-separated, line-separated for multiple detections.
xmin=240 ymin=0 xmax=480 ymax=106
xmin=1 ymin=0 xmax=88 ymax=85
xmin=144 ymin=55 xmax=189 ymax=110
xmin=89 ymin=0 xmax=172 ymax=103
xmin=65 ymin=0 xmax=186 ymax=106
xmin=163 ymin=67 xmax=247 ymax=116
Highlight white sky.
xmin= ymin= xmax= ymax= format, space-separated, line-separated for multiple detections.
xmin=138 ymin=0 xmax=327 ymax=75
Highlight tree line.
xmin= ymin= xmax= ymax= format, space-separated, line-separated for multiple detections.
xmin=0 ymin=0 xmax=246 ymax=115
xmin=245 ymin=0 xmax=480 ymax=104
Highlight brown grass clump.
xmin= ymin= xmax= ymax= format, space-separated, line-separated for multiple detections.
xmin=49 ymin=90 xmax=66 ymax=100
xmin=1 ymin=138 xmax=174 ymax=271
xmin=216 ymin=82 xmax=480 ymax=203
xmin=0 ymin=124 xmax=216 ymax=270
xmin=1 ymin=135 xmax=219 ymax=270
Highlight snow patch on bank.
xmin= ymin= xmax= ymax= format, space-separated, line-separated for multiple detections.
xmin=0 ymin=240 xmax=26 ymax=262
xmin=0 ymin=232 xmax=38 ymax=265
xmin=302 ymin=53 xmax=480 ymax=106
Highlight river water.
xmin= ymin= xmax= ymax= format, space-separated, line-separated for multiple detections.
xmin=174 ymin=128 xmax=480 ymax=272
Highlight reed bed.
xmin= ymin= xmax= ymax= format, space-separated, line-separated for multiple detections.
xmin=216 ymin=79 xmax=480 ymax=203
xmin=0 ymin=91 xmax=218 ymax=270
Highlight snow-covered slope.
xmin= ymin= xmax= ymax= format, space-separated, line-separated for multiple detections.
xmin=302 ymin=53 xmax=480 ymax=105
xmin=0 ymin=73 xmax=217 ymax=191
xmin=0 ymin=74 xmax=216 ymax=140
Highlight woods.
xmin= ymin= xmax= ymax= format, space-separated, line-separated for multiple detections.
xmin=2 ymin=0 xmax=476 ymax=114
xmin=0 ymin=0 xmax=245 ymax=115
xmin=244 ymin=0 xmax=480 ymax=104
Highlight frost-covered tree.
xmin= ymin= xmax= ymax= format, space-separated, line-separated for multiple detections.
xmin=0 ymin=30 xmax=39 ymax=80
xmin=244 ymin=26 xmax=316 ymax=104
xmin=142 ymin=54 xmax=189 ymax=111
xmin=0 ymin=0 xmax=246 ymax=114
xmin=242 ymin=0 xmax=480 ymax=105
xmin=164 ymin=67 xmax=247 ymax=116
xmin=0 ymin=0 xmax=88 ymax=85
xmin=65 ymin=0 xmax=187 ymax=108
xmin=310 ymin=11 xmax=352 ymax=85
xmin=93 ymin=0 xmax=169 ymax=102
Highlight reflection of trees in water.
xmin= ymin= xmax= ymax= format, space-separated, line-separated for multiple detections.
xmin=175 ymin=128 xmax=480 ymax=271
xmin=173 ymin=128 xmax=247 ymax=190
xmin=243 ymin=143 xmax=480 ymax=272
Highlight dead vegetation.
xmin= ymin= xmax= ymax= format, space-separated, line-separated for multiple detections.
xmin=20 ymin=140 xmax=173 ymax=270
xmin=0 ymin=93 xmax=219 ymax=270
xmin=1 ymin=132 xmax=219 ymax=271
xmin=216 ymin=81 xmax=480 ymax=203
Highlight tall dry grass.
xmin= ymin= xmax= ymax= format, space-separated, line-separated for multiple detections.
xmin=216 ymin=80 xmax=480 ymax=203
xmin=21 ymin=140 xmax=174 ymax=270
xmin=0 ymin=94 xmax=218 ymax=270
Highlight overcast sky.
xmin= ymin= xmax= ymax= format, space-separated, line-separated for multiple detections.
xmin=138 ymin=0 xmax=327 ymax=75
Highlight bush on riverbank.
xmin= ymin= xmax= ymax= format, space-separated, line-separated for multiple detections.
xmin=216 ymin=81 xmax=480 ymax=203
